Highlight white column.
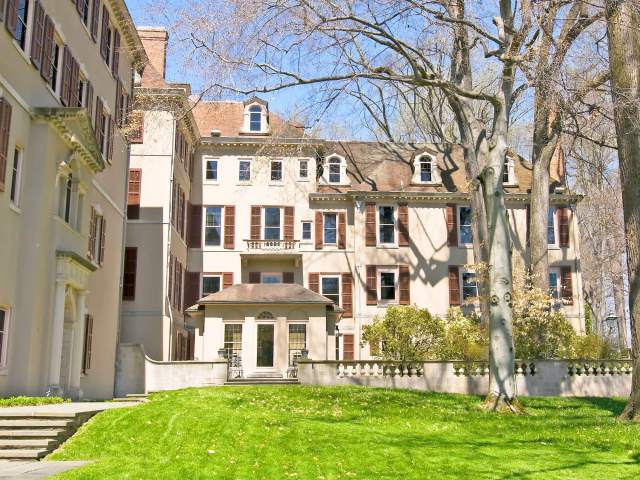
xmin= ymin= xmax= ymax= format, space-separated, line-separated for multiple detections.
xmin=69 ymin=290 xmax=87 ymax=400
xmin=48 ymin=280 xmax=67 ymax=396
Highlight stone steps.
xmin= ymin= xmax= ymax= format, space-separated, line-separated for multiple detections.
xmin=0 ymin=429 xmax=66 ymax=438
xmin=0 ymin=438 xmax=58 ymax=448
xmin=0 ymin=448 xmax=50 ymax=459
xmin=224 ymin=378 xmax=299 ymax=386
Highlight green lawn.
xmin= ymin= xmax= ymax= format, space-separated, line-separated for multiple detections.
xmin=0 ymin=396 xmax=67 ymax=408
xmin=50 ymin=386 xmax=639 ymax=479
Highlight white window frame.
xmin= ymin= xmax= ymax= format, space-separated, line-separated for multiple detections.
xmin=9 ymin=146 xmax=23 ymax=208
xmin=298 ymin=159 xmax=310 ymax=180
xmin=261 ymin=272 xmax=283 ymax=284
xmin=323 ymin=212 xmax=338 ymax=245
xmin=301 ymin=221 xmax=312 ymax=242
xmin=378 ymin=268 xmax=399 ymax=305
xmin=238 ymin=158 xmax=252 ymax=183
xmin=270 ymin=159 xmax=283 ymax=183
xmin=503 ymin=155 xmax=517 ymax=185
xmin=377 ymin=205 xmax=397 ymax=246
xmin=14 ymin=0 xmax=31 ymax=52
xmin=201 ymin=274 xmax=222 ymax=297
xmin=413 ymin=153 xmax=439 ymax=184
xmin=287 ymin=323 xmax=307 ymax=366
xmin=457 ymin=206 xmax=474 ymax=248
xmin=460 ymin=269 xmax=479 ymax=303
xmin=327 ymin=157 xmax=342 ymax=184
xmin=48 ymin=34 xmax=64 ymax=97
xmin=547 ymin=207 xmax=559 ymax=248
xmin=320 ymin=274 xmax=341 ymax=306
xmin=323 ymin=154 xmax=348 ymax=185
xmin=203 ymin=206 xmax=224 ymax=248
xmin=263 ymin=206 xmax=282 ymax=241
xmin=0 ymin=307 xmax=9 ymax=369
xmin=203 ymin=157 xmax=219 ymax=183
xmin=242 ymin=102 xmax=269 ymax=134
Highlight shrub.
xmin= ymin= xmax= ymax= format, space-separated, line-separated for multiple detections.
xmin=440 ymin=308 xmax=488 ymax=361
xmin=0 ymin=396 xmax=67 ymax=408
xmin=572 ymin=334 xmax=620 ymax=360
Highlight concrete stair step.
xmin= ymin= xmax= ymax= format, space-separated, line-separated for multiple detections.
xmin=224 ymin=380 xmax=299 ymax=386
xmin=126 ymin=394 xmax=148 ymax=398
xmin=0 ymin=448 xmax=49 ymax=459
xmin=0 ymin=412 xmax=77 ymax=418
xmin=0 ymin=438 xmax=57 ymax=449
xmin=0 ymin=429 xmax=66 ymax=438
xmin=0 ymin=419 xmax=73 ymax=429
xmin=111 ymin=397 xmax=147 ymax=403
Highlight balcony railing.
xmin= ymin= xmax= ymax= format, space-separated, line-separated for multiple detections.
xmin=244 ymin=239 xmax=299 ymax=252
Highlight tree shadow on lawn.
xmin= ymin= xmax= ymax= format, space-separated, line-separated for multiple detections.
xmin=499 ymin=456 xmax=640 ymax=480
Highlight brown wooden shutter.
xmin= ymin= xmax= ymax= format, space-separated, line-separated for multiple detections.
xmin=82 ymin=314 xmax=93 ymax=373
xmin=248 ymin=272 xmax=261 ymax=284
xmin=0 ymin=0 xmax=4 ymax=22
xmin=188 ymin=204 xmax=202 ymax=247
xmin=100 ymin=5 xmax=109 ymax=61
xmin=88 ymin=206 xmax=96 ymax=259
xmin=0 ymin=99 xmax=12 ymax=191
xmin=40 ymin=15 xmax=54 ymax=82
xmin=71 ymin=58 xmax=80 ymax=107
xmin=61 ymin=46 xmax=73 ymax=106
xmin=86 ymin=82 xmax=94 ymax=121
xmin=250 ymin=206 xmax=261 ymax=240
xmin=76 ymin=0 xmax=84 ymax=14
xmin=184 ymin=271 xmax=200 ymax=310
xmin=283 ymin=272 xmax=295 ymax=284
xmin=398 ymin=203 xmax=410 ymax=247
xmin=178 ymin=262 xmax=184 ymax=310
xmin=284 ymin=206 xmax=294 ymax=241
xmin=365 ymin=203 xmax=376 ymax=246
xmin=448 ymin=266 xmax=460 ymax=306
xmin=341 ymin=273 xmax=353 ymax=317
xmin=558 ymin=207 xmax=570 ymax=248
xmin=366 ymin=265 xmax=377 ymax=305
xmin=314 ymin=210 xmax=323 ymax=250
xmin=343 ymin=334 xmax=354 ymax=361
xmin=399 ymin=265 xmax=410 ymax=304
xmin=223 ymin=272 xmax=233 ymax=289
xmin=99 ymin=217 xmax=106 ymax=264
xmin=446 ymin=204 xmax=458 ymax=246
xmin=168 ymin=255 xmax=173 ymax=304
xmin=338 ymin=212 xmax=346 ymax=249
xmin=111 ymin=29 xmax=120 ymax=77
xmin=114 ymin=81 xmax=122 ymax=126
xmin=224 ymin=205 xmax=235 ymax=249
xmin=561 ymin=266 xmax=574 ymax=305
xmin=5 ymin=0 xmax=18 ymax=37
xmin=30 ymin=1 xmax=45 ymax=70
xmin=94 ymin=97 xmax=103 ymax=146
xmin=122 ymin=247 xmax=137 ymax=300
xmin=106 ymin=116 xmax=113 ymax=162
xmin=308 ymin=273 xmax=319 ymax=293
xmin=90 ymin=0 xmax=99 ymax=41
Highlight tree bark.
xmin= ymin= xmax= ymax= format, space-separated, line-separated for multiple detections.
xmin=605 ymin=0 xmax=640 ymax=422
xmin=611 ymin=245 xmax=628 ymax=350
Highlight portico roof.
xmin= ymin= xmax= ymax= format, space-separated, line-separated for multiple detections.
xmin=197 ymin=284 xmax=334 ymax=306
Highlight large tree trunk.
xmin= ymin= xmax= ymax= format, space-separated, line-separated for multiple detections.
xmin=611 ymin=248 xmax=629 ymax=350
xmin=605 ymin=0 xmax=640 ymax=422
xmin=529 ymin=154 xmax=552 ymax=290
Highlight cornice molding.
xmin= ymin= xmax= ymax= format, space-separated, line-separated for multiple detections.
xmin=107 ymin=0 xmax=149 ymax=69
xmin=309 ymin=191 xmax=584 ymax=204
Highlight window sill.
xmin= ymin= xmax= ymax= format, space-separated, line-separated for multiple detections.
xmin=9 ymin=203 xmax=21 ymax=215
xmin=297 ymin=178 xmax=310 ymax=182
xmin=269 ymin=182 xmax=284 ymax=187
xmin=203 ymin=180 xmax=220 ymax=186
xmin=411 ymin=181 xmax=442 ymax=187
xmin=236 ymin=182 xmax=252 ymax=186
xmin=457 ymin=244 xmax=474 ymax=249
xmin=377 ymin=244 xmax=399 ymax=249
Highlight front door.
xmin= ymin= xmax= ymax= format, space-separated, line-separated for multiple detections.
xmin=256 ymin=324 xmax=275 ymax=367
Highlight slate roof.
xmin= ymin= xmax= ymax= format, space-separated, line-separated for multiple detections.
xmin=198 ymin=284 xmax=334 ymax=305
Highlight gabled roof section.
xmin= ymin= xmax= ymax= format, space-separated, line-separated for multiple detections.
xmin=198 ymin=284 xmax=333 ymax=305
xmin=243 ymin=96 xmax=268 ymax=107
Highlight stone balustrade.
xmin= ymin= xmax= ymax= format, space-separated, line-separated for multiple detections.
xmin=245 ymin=239 xmax=299 ymax=251
xmin=451 ymin=361 xmax=537 ymax=376
xmin=567 ymin=360 xmax=633 ymax=376
xmin=336 ymin=361 xmax=424 ymax=378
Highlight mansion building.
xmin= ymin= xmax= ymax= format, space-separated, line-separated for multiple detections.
xmin=121 ymin=29 xmax=585 ymax=380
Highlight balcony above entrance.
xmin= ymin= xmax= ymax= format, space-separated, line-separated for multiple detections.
xmin=242 ymin=240 xmax=302 ymax=265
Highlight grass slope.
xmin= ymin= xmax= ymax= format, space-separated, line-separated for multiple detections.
xmin=50 ymin=386 xmax=639 ymax=479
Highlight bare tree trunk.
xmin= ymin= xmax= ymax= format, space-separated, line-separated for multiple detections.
xmin=529 ymin=153 xmax=552 ymax=290
xmin=606 ymin=0 xmax=640 ymax=422
xmin=611 ymin=246 xmax=629 ymax=350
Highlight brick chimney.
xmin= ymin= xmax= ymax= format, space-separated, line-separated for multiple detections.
xmin=550 ymin=144 xmax=566 ymax=186
xmin=137 ymin=27 xmax=169 ymax=87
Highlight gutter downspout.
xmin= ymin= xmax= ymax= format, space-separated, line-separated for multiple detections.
xmin=165 ymin=117 xmax=177 ymax=361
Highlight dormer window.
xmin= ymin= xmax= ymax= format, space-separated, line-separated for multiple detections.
xmin=413 ymin=153 xmax=439 ymax=184
xmin=328 ymin=157 xmax=341 ymax=183
xmin=420 ymin=157 xmax=432 ymax=182
xmin=503 ymin=155 xmax=517 ymax=185
xmin=322 ymin=154 xmax=348 ymax=186
xmin=249 ymin=105 xmax=262 ymax=132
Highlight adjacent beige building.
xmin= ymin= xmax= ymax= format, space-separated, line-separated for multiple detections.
xmin=122 ymin=30 xmax=585 ymax=379
xmin=0 ymin=0 xmax=146 ymax=399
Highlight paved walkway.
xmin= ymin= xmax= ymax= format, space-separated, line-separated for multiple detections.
xmin=0 ymin=401 xmax=140 ymax=416
xmin=0 ymin=460 xmax=90 ymax=479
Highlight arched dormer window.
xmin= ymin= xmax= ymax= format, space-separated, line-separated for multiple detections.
xmin=328 ymin=157 xmax=342 ymax=183
xmin=242 ymin=98 xmax=270 ymax=134
xmin=412 ymin=153 xmax=439 ymax=184
xmin=257 ymin=311 xmax=275 ymax=320
xmin=249 ymin=105 xmax=262 ymax=132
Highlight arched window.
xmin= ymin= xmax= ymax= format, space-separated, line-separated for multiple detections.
xmin=419 ymin=156 xmax=432 ymax=182
xmin=257 ymin=311 xmax=275 ymax=320
xmin=328 ymin=157 xmax=341 ymax=183
xmin=249 ymin=105 xmax=262 ymax=132
xmin=414 ymin=154 xmax=437 ymax=184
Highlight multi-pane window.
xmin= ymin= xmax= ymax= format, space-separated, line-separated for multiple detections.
xmin=328 ymin=157 xmax=341 ymax=183
xmin=204 ymin=207 xmax=222 ymax=246
xmin=420 ymin=156 xmax=432 ymax=182
xmin=462 ymin=272 xmax=478 ymax=300
xmin=379 ymin=271 xmax=397 ymax=302
xmin=378 ymin=206 xmax=395 ymax=244
xmin=503 ymin=157 xmax=511 ymax=183
xmin=270 ymin=160 xmax=283 ymax=182
xmin=104 ymin=26 xmax=113 ymax=67
xmin=299 ymin=159 xmax=308 ymax=179
xmin=549 ymin=270 xmax=560 ymax=299
xmin=10 ymin=147 xmax=22 ymax=206
xmin=80 ymin=0 xmax=91 ymax=26
xmin=239 ymin=160 xmax=251 ymax=182
xmin=249 ymin=105 xmax=262 ymax=132
xmin=264 ymin=207 xmax=281 ymax=240
xmin=15 ymin=0 xmax=29 ymax=50
xmin=202 ymin=275 xmax=222 ymax=296
xmin=206 ymin=159 xmax=218 ymax=181
xmin=224 ymin=324 xmax=243 ymax=359
xmin=321 ymin=276 xmax=340 ymax=305
xmin=122 ymin=248 xmax=137 ymax=300
xmin=459 ymin=207 xmax=473 ymax=245
xmin=302 ymin=221 xmax=312 ymax=241
xmin=77 ymin=77 xmax=86 ymax=108
xmin=0 ymin=309 xmax=7 ymax=367
xmin=323 ymin=213 xmax=337 ymax=244
xmin=49 ymin=39 xmax=62 ymax=93
xmin=262 ymin=272 xmax=282 ymax=284
xmin=288 ymin=324 xmax=307 ymax=366
xmin=99 ymin=110 xmax=108 ymax=156
xmin=547 ymin=207 xmax=556 ymax=244
xmin=63 ymin=174 xmax=73 ymax=223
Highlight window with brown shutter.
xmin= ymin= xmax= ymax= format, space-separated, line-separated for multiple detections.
xmin=338 ymin=212 xmax=346 ymax=249
xmin=82 ymin=314 xmax=93 ymax=373
xmin=398 ymin=203 xmax=410 ymax=247
xmin=284 ymin=206 xmax=294 ymax=241
xmin=99 ymin=217 xmax=106 ymax=264
xmin=184 ymin=271 xmax=200 ymax=311
xmin=399 ymin=265 xmax=410 ymax=304
xmin=90 ymin=0 xmax=100 ymax=42
xmin=283 ymin=272 xmax=295 ymax=284
xmin=188 ymin=203 xmax=202 ymax=248
xmin=249 ymin=272 xmax=261 ymax=284
xmin=446 ymin=204 xmax=458 ymax=246
xmin=365 ymin=203 xmax=376 ymax=246
xmin=122 ymin=247 xmax=137 ymax=300
xmin=448 ymin=266 xmax=461 ymax=306
xmin=88 ymin=206 xmax=96 ymax=259
xmin=71 ymin=58 xmax=80 ymax=107
xmin=106 ymin=116 xmax=113 ymax=162
xmin=0 ymin=98 xmax=12 ymax=192
xmin=100 ymin=5 xmax=110 ymax=61
xmin=341 ymin=273 xmax=353 ymax=317
xmin=127 ymin=169 xmax=141 ymax=219
xmin=314 ymin=210 xmax=323 ymax=249
xmin=40 ymin=15 xmax=54 ymax=82
xmin=61 ymin=46 xmax=73 ymax=106
xmin=111 ymin=29 xmax=120 ymax=78
xmin=343 ymin=334 xmax=354 ymax=361
xmin=223 ymin=272 xmax=233 ymax=289
xmin=366 ymin=265 xmax=377 ymax=305
xmin=30 ymin=1 xmax=45 ymax=70
xmin=308 ymin=273 xmax=319 ymax=293
xmin=558 ymin=207 xmax=570 ymax=248
xmin=85 ymin=82 xmax=94 ymax=121
xmin=5 ymin=0 xmax=18 ymax=35
xmin=250 ymin=206 xmax=261 ymax=240
xmin=114 ymin=81 xmax=122 ymax=126
xmin=561 ymin=267 xmax=573 ymax=305
xmin=94 ymin=97 xmax=103 ymax=147
xmin=224 ymin=205 xmax=235 ymax=249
